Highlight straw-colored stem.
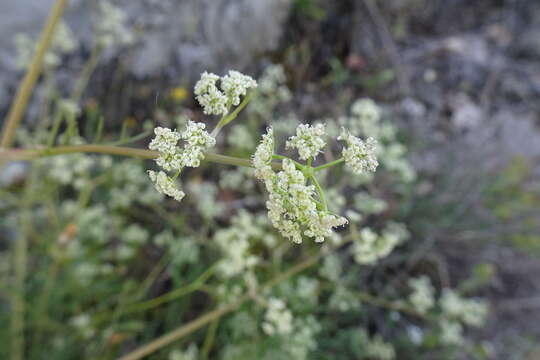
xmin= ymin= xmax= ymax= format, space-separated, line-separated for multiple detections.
xmin=0 ymin=0 xmax=70 ymax=149
xmin=0 ymin=145 xmax=282 ymax=170
xmin=118 ymin=241 xmax=344 ymax=360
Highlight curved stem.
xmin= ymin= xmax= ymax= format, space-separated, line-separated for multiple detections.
xmin=272 ymin=154 xmax=304 ymax=170
xmin=310 ymin=175 xmax=327 ymax=211
xmin=211 ymin=93 xmax=252 ymax=137
xmin=313 ymin=158 xmax=344 ymax=172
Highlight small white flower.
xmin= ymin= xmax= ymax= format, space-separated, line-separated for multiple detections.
xmin=148 ymin=170 xmax=185 ymax=201
xmin=408 ymin=276 xmax=435 ymax=315
xmin=221 ymin=70 xmax=257 ymax=106
xmin=180 ymin=121 xmax=216 ymax=167
xmin=440 ymin=319 xmax=464 ymax=346
xmin=15 ymin=21 xmax=77 ymax=70
xmin=262 ymin=298 xmax=293 ymax=335
xmin=149 ymin=127 xmax=183 ymax=171
xmin=252 ymin=127 xmax=275 ymax=181
xmin=352 ymin=223 xmax=407 ymax=265
xmin=338 ymin=128 xmax=378 ymax=174
xmin=351 ymin=98 xmax=381 ymax=123
xmin=440 ymin=289 xmax=489 ymax=327
xmin=305 ymin=213 xmax=348 ymax=243
xmin=253 ymin=130 xmax=348 ymax=244
xmin=286 ymin=123 xmax=326 ymax=161
xmin=194 ymin=72 xmax=228 ymax=116
xmin=95 ymin=1 xmax=134 ymax=47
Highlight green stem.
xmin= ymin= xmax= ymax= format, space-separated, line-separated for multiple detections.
xmin=310 ymin=175 xmax=327 ymax=211
xmin=119 ymin=238 xmax=353 ymax=360
xmin=211 ymin=93 xmax=252 ymax=137
xmin=0 ymin=145 xmax=281 ymax=170
xmin=11 ymin=166 xmax=38 ymax=360
xmin=121 ymin=264 xmax=217 ymax=315
xmin=201 ymin=318 xmax=219 ymax=359
xmin=272 ymin=154 xmax=304 ymax=170
xmin=313 ymin=158 xmax=344 ymax=172
xmin=46 ymin=104 xmax=64 ymax=147
xmin=71 ymin=44 xmax=103 ymax=104
xmin=105 ymin=130 xmax=152 ymax=146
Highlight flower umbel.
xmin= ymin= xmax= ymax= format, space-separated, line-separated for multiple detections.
xmin=338 ymin=129 xmax=379 ymax=174
xmin=194 ymin=72 xmax=228 ymax=116
xmin=148 ymin=121 xmax=215 ymax=201
xmin=147 ymin=171 xmax=185 ymax=201
xmin=286 ymin=123 xmax=326 ymax=161
xmin=253 ymin=127 xmax=348 ymax=244
xmin=221 ymin=70 xmax=258 ymax=106
xmin=194 ymin=71 xmax=257 ymax=116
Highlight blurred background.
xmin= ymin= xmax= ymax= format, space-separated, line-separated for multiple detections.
xmin=1 ymin=0 xmax=540 ymax=359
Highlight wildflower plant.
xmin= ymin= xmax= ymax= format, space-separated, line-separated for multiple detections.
xmin=0 ymin=4 xmax=493 ymax=357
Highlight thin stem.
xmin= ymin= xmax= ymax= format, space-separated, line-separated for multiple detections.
xmin=11 ymin=166 xmax=38 ymax=360
xmin=354 ymin=291 xmax=424 ymax=318
xmin=0 ymin=0 xmax=70 ymax=149
xmin=272 ymin=154 xmax=304 ymax=170
xmin=211 ymin=93 xmax=252 ymax=137
xmin=201 ymin=318 xmax=219 ymax=359
xmin=310 ymin=175 xmax=327 ymax=211
xmin=0 ymin=145 xmax=282 ymax=170
xmin=105 ymin=130 xmax=152 ymax=146
xmin=313 ymin=158 xmax=344 ymax=172
xmin=71 ymin=44 xmax=103 ymax=104
xmin=121 ymin=264 xmax=217 ymax=315
xmin=46 ymin=104 xmax=64 ymax=147
xmin=32 ymin=261 xmax=60 ymax=350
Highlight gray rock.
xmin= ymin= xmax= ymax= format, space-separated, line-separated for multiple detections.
xmin=0 ymin=0 xmax=291 ymax=116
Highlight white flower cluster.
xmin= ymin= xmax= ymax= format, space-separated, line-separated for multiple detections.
xmin=47 ymin=154 xmax=94 ymax=189
xmin=327 ymin=98 xmax=415 ymax=183
xmin=252 ymin=127 xmax=275 ymax=180
xmin=439 ymin=319 xmax=464 ymax=346
xmin=403 ymin=277 xmax=488 ymax=346
xmin=194 ymin=71 xmax=257 ymax=116
xmin=440 ymin=289 xmax=489 ymax=327
xmin=187 ymin=181 xmax=225 ymax=220
xmin=408 ymin=276 xmax=436 ymax=315
xmin=95 ymin=1 xmax=134 ymax=47
xmin=149 ymin=127 xmax=182 ymax=171
xmin=147 ymin=121 xmax=215 ymax=201
xmin=147 ymin=170 xmax=185 ymax=201
xmin=214 ymin=225 xmax=258 ymax=278
xmin=286 ymin=123 xmax=326 ymax=160
xmin=329 ymin=285 xmax=361 ymax=312
xmin=338 ymin=129 xmax=379 ymax=175
xmin=352 ymin=223 xmax=409 ymax=265
xmin=262 ymin=298 xmax=293 ymax=336
xmin=351 ymin=98 xmax=381 ymax=132
xmin=285 ymin=316 xmax=321 ymax=359
xmin=248 ymin=64 xmax=291 ymax=120
xmin=15 ymin=21 xmax=77 ymax=70
xmin=354 ymin=329 xmax=396 ymax=360
xmin=254 ymin=132 xmax=347 ymax=243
